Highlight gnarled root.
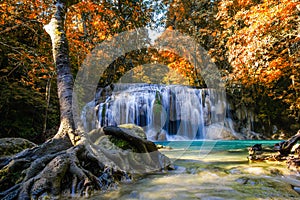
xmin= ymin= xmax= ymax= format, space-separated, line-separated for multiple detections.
xmin=0 ymin=127 xmax=171 ymax=199
xmin=0 ymin=141 xmax=125 ymax=199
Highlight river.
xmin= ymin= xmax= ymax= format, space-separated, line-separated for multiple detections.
xmin=85 ymin=140 xmax=300 ymax=200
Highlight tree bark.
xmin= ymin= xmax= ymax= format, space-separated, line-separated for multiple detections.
xmin=44 ymin=0 xmax=79 ymax=144
xmin=0 ymin=1 xmax=172 ymax=199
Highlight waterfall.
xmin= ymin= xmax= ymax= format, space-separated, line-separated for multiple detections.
xmin=81 ymin=84 xmax=234 ymax=141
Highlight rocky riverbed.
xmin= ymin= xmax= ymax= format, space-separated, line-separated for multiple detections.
xmin=90 ymin=141 xmax=300 ymax=200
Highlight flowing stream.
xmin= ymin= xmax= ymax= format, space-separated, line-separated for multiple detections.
xmin=88 ymin=140 xmax=300 ymax=200
xmin=79 ymin=84 xmax=300 ymax=199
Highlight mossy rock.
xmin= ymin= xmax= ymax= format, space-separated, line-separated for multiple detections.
xmin=104 ymin=124 xmax=149 ymax=152
xmin=0 ymin=138 xmax=36 ymax=157
xmin=118 ymin=124 xmax=147 ymax=140
xmin=91 ymin=127 xmax=140 ymax=152
xmin=108 ymin=136 xmax=135 ymax=151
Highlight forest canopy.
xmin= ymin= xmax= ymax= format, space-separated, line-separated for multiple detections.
xmin=0 ymin=0 xmax=299 ymax=142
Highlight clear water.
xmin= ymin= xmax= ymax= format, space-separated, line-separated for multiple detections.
xmin=85 ymin=140 xmax=300 ymax=200
xmin=156 ymin=140 xmax=281 ymax=151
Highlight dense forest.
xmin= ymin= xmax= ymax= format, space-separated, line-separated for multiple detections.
xmin=0 ymin=0 xmax=299 ymax=142
xmin=0 ymin=0 xmax=300 ymax=199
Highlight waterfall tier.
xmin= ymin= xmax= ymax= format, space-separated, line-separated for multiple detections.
xmin=82 ymin=84 xmax=237 ymax=141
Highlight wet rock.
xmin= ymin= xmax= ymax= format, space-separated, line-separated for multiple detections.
xmin=201 ymin=196 xmax=226 ymax=200
xmin=269 ymin=168 xmax=283 ymax=176
xmin=228 ymin=168 xmax=242 ymax=174
xmin=128 ymin=190 xmax=139 ymax=199
xmin=236 ymin=177 xmax=256 ymax=185
xmin=293 ymin=186 xmax=300 ymax=194
xmin=87 ymin=128 xmax=105 ymax=143
xmin=146 ymin=129 xmax=167 ymax=141
xmin=205 ymin=123 xmax=237 ymax=140
xmin=157 ymin=130 xmax=167 ymax=141
xmin=271 ymin=132 xmax=288 ymax=140
xmin=233 ymin=176 xmax=300 ymax=198
xmin=156 ymin=144 xmax=172 ymax=150
xmin=236 ymin=177 xmax=250 ymax=185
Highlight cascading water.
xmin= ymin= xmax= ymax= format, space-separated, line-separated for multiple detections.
xmin=82 ymin=84 xmax=235 ymax=141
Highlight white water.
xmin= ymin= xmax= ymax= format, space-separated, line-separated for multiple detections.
xmin=82 ymin=84 xmax=231 ymax=141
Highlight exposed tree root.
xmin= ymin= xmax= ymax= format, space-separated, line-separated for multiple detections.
xmin=0 ymin=128 xmax=171 ymax=199
xmin=0 ymin=0 xmax=173 ymax=198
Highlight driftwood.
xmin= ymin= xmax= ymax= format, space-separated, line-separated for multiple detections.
xmin=276 ymin=130 xmax=300 ymax=156
xmin=247 ymin=130 xmax=300 ymax=172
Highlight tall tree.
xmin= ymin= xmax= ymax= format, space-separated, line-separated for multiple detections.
xmin=44 ymin=0 xmax=78 ymax=144
xmin=0 ymin=0 xmax=170 ymax=199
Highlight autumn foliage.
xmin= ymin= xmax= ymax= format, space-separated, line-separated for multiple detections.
xmin=0 ymin=0 xmax=299 ymax=139
xmin=164 ymin=0 xmax=299 ymax=135
xmin=0 ymin=0 xmax=153 ymax=141
xmin=217 ymin=0 xmax=300 ymax=133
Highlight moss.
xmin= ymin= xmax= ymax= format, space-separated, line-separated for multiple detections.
xmin=0 ymin=138 xmax=36 ymax=157
xmin=108 ymin=136 xmax=138 ymax=152
xmin=232 ymin=176 xmax=299 ymax=198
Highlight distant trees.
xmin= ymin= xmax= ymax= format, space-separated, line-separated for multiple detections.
xmin=218 ymin=0 xmax=299 ymax=134
xmin=0 ymin=0 xmax=154 ymax=142
xmin=0 ymin=0 xmax=299 ymax=139
xmin=0 ymin=0 xmax=58 ymax=142
xmin=164 ymin=0 xmax=299 ymax=135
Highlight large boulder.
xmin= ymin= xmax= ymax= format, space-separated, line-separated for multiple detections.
xmin=86 ymin=124 xmax=147 ymax=146
xmin=0 ymin=138 xmax=36 ymax=157
xmin=101 ymin=126 xmax=173 ymax=173
xmin=118 ymin=124 xmax=147 ymax=140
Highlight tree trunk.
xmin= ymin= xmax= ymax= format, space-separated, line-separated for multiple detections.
xmin=42 ymin=76 xmax=52 ymax=135
xmin=44 ymin=0 xmax=79 ymax=144
xmin=0 ymin=1 xmax=172 ymax=198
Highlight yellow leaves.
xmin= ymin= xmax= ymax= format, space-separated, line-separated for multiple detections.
xmin=223 ymin=0 xmax=298 ymax=92
xmin=237 ymin=0 xmax=254 ymax=7
xmin=93 ymin=21 xmax=99 ymax=26
xmin=179 ymin=6 xmax=185 ymax=13
xmin=40 ymin=75 xmax=48 ymax=79
xmin=112 ymin=21 xmax=120 ymax=29
xmin=118 ymin=67 xmax=125 ymax=74
xmin=199 ymin=28 xmax=207 ymax=33
xmin=28 ymin=13 xmax=37 ymax=20
xmin=157 ymin=50 xmax=196 ymax=84
xmin=0 ymin=2 xmax=7 ymax=8
xmin=97 ymin=32 xmax=106 ymax=40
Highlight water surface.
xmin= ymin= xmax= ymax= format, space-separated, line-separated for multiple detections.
xmin=90 ymin=140 xmax=300 ymax=200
